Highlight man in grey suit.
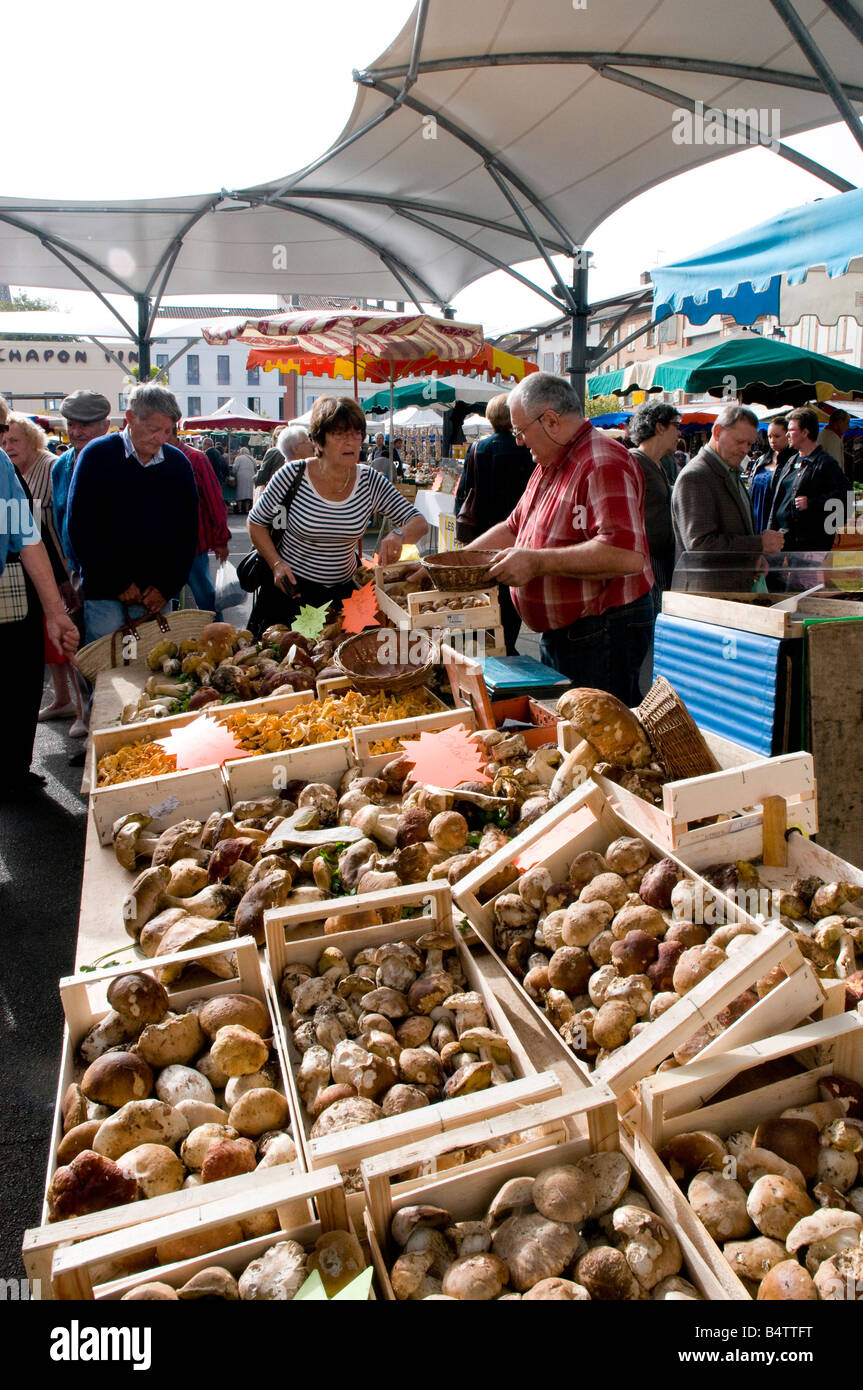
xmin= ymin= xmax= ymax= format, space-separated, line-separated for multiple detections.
xmin=671 ymin=404 xmax=784 ymax=592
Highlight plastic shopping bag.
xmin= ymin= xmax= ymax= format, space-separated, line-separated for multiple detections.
xmin=214 ymin=560 xmax=245 ymax=610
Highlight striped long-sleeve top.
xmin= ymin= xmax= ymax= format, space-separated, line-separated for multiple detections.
xmin=249 ymin=460 xmax=420 ymax=585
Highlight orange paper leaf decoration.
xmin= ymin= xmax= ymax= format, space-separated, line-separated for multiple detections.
xmin=341 ymin=583 xmax=381 ymax=634
xmin=155 ymin=715 xmax=251 ymax=770
xmin=399 ymin=723 xmax=492 ymax=788
xmin=360 ymin=551 xmax=381 ymax=570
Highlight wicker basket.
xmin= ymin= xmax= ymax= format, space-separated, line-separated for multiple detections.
xmin=334 ymin=628 xmax=435 ymax=693
xmin=635 ymin=676 xmax=721 ymax=780
xmin=76 ymin=609 xmax=216 ymax=683
xmin=424 ymin=550 xmax=499 ymax=592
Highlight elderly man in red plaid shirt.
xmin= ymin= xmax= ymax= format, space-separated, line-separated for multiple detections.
xmin=463 ymin=373 xmax=654 ymax=704
xmin=172 ymin=425 xmax=231 ymax=620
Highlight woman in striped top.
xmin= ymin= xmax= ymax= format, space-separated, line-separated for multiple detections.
xmin=247 ymin=396 xmax=427 ymax=633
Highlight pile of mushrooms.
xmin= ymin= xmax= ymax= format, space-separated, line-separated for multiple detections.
xmin=701 ymin=861 xmax=862 ymax=992
xmin=121 ymin=1228 xmax=369 ymax=1301
xmin=280 ymin=933 xmax=519 ymax=1171
xmin=386 ymin=1151 xmax=700 ymax=1299
xmin=48 ymin=971 xmax=298 ymax=1228
xmin=122 ymin=621 xmax=343 ymax=724
xmin=111 ymin=736 xmax=567 ymax=964
xmin=663 ymin=1076 xmax=863 ymax=1299
xmin=490 ymin=839 xmax=773 ymax=1070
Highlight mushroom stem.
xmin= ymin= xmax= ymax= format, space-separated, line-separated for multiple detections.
xmin=549 ymin=741 xmax=597 ymax=803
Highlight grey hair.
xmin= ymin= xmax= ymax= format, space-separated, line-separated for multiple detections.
xmin=128 ymin=383 xmax=182 ymax=421
xmin=715 ymin=403 xmax=759 ymax=430
xmin=277 ymin=425 xmax=311 ymax=460
xmin=509 ymin=372 xmax=583 ymax=419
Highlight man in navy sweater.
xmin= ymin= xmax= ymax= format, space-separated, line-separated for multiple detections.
xmin=67 ymin=384 xmax=199 ymax=643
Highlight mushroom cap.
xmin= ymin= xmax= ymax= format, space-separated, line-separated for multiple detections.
xmin=122 ymin=1282 xmax=180 ymax=1301
xmin=444 ymin=1060 xmax=493 ymax=1099
xmin=441 ymin=1253 xmax=509 ymax=1300
xmin=747 ymin=1174 xmax=815 ymax=1241
xmin=391 ymin=1205 xmax=453 ymax=1247
xmin=556 ymin=688 xmax=653 ymax=768
xmin=177 ymin=1267 xmax=240 ymax=1300
xmin=576 ymin=1245 xmax=641 ymax=1299
xmin=577 ymin=1152 xmax=632 ymax=1217
xmin=785 ymin=1208 xmax=863 ymax=1254
xmin=753 ymin=1117 xmax=820 ymax=1182
xmin=487 ymin=1176 xmax=536 ymax=1224
xmin=492 ymin=1211 xmax=582 ymax=1292
xmin=758 ymin=1259 xmax=818 ymax=1300
xmin=532 ymin=1164 xmax=596 ymax=1225
xmin=522 ymin=1276 xmax=590 ymax=1300
xmin=81 ymin=1052 xmax=154 ymax=1108
xmin=661 ymin=1131 xmax=728 ymax=1182
xmin=456 ymin=1027 xmax=511 ymax=1063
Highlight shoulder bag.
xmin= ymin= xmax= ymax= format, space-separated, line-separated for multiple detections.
xmin=237 ymin=462 xmax=306 ymax=593
xmin=455 ymin=443 xmax=480 ymax=544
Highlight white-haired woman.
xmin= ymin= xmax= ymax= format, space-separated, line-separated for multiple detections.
xmin=4 ymin=413 xmax=87 ymax=733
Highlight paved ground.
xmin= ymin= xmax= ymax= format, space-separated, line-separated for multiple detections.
xmin=0 ymin=513 xmax=540 ymax=1279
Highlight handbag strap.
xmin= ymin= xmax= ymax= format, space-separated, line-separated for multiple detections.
xmin=108 ymin=608 xmax=171 ymax=667
xmin=271 ymin=460 xmax=306 ymax=545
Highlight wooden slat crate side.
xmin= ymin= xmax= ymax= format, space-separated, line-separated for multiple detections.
xmin=661 ymin=751 xmax=815 ymax=826
xmin=224 ymin=739 xmax=353 ymax=804
xmin=350 ymin=704 xmax=475 ymax=760
xmin=90 ymin=765 xmax=229 ymax=846
xmin=48 ymin=1163 xmax=346 ymax=1301
xmin=27 ymin=937 xmax=307 ymax=1298
xmin=90 ymin=687 xmax=314 ymax=749
xmin=439 ymin=641 xmax=497 ymax=728
xmin=660 ymin=591 xmax=802 ymax=639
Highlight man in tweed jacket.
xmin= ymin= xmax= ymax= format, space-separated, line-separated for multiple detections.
xmin=671 ymin=404 xmax=784 ymax=593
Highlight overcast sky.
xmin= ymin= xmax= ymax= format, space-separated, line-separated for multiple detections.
xmin=6 ymin=0 xmax=863 ymax=336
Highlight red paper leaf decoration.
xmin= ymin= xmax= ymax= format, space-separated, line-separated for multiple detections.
xmin=399 ymin=723 xmax=492 ymax=788
xmin=341 ymin=583 xmax=381 ymax=634
xmin=155 ymin=715 xmax=251 ymax=770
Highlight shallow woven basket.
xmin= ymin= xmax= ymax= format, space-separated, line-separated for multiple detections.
xmin=423 ymin=550 xmax=499 ymax=592
xmin=635 ymin=675 xmax=721 ymax=780
xmin=75 ymin=609 xmax=216 ymax=683
xmin=334 ymin=627 xmax=435 ymax=693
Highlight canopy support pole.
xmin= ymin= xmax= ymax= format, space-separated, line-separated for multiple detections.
xmin=770 ymin=0 xmax=863 ymax=159
xmin=568 ymin=262 xmax=590 ymax=407
xmin=590 ymin=316 xmax=667 ymax=374
xmin=86 ymin=336 xmax=131 ymax=377
xmin=353 ymin=342 xmax=359 ymax=401
xmin=136 ymin=296 xmax=151 ymax=378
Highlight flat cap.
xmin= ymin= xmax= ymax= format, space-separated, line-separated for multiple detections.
xmin=60 ymin=390 xmax=111 ymax=423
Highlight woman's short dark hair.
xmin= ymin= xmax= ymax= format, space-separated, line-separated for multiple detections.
xmin=308 ymin=396 xmax=367 ymax=451
xmin=787 ymin=407 xmax=820 ymax=443
xmin=629 ymin=402 xmax=681 ymax=445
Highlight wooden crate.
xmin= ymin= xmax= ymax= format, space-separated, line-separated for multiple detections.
xmin=23 ymin=936 xmax=305 ymax=1299
xmin=361 ymin=1083 xmax=731 ymax=1301
xmin=662 ymin=589 xmax=863 ymax=639
xmin=453 ymin=782 xmax=823 ymax=1098
xmin=48 ymin=1163 xmax=349 ymax=1301
xmin=89 ymin=688 xmax=314 ymax=844
xmin=632 ymin=1011 xmax=863 ymax=1300
xmin=558 ymin=722 xmax=819 ymax=849
xmin=264 ymin=880 xmax=567 ymax=1196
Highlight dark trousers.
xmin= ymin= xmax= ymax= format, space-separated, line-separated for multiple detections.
xmin=248 ymin=572 xmax=356 ymax=638
xmin=497 ymin=583 xmax=522 ymax=656
xmin=6 ymin=570 xmax=45 ymax=779
xmin=540 ymin=591 xmax=654 ymax=707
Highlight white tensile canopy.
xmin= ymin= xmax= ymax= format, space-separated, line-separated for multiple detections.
xmin=1 ymin=0 xmax=861 ymax=390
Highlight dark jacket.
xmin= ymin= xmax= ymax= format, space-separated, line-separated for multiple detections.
xmin=67 ymin=434 xmax=199 ymax=601
xmin=255 ymin=446 xmax=284 ymax=489
xmin=748 ymin=445 xmax=794 ymax=533
xmin=766 ymin=444 xmax=848 ymax=551
xmin=629 ymin=448 xmax=675 ymax=590
xmin=455 ymin=430 xmax=535 ymax=536
xmin=671 ymin=445 xmax=762 ymax=593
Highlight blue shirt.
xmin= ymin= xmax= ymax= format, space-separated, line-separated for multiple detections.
xmin=51 ymin=446 xmax=78 ymax=567
xmin=0 ymin=450 xmax=39 ymax=573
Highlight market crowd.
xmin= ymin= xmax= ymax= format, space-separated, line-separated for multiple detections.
xmin=0 ymin=372 xmax=855 ymax=799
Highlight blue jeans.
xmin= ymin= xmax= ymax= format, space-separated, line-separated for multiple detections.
xmin=187 ymin=551 xmax=221 ymax=621
xmin=84 ymin=599 xmax=172 ymax=644
xmin=540 ymin=591 xmax=655 ymax=707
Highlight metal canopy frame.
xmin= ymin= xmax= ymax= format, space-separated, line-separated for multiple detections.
xmin=2 ymin=0 xmax=861 ymax=394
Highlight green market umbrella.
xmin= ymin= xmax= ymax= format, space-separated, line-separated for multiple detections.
xmin=646 ymin=335 xmax=863 ymax=407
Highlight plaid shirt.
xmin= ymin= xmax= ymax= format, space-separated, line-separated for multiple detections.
xmin=178 ymin=443 xmax=231 ymax=555
xmin=507 ymin=420 xmax=653 ymax=632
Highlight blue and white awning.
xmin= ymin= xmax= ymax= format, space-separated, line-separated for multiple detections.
xmin=651 ymin=189 xmax=863 ymax=328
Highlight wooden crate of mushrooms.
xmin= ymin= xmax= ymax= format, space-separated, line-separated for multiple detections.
xmin=631 ymin=1009 xmax=863 ymax=1301
xmin=453 ymin=781 xmax=825 ymax=1099
xmin=264 ymin=881 xmax=562 ymax=1199
xmin=23 ymin=937 xmax=307 ymax=1300
xmin=673 ymin=819 xmax=863 ymax=1008
xmin=47 ymin=1163 xmax=359 ymax=1301
xmin=555 ymin=684 xmax=817 ymax=850
xmin=360 ymin=1080 xmax=731 ymax=1300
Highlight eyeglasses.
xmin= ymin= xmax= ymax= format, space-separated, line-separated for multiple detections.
xmin=512 ymin=411 xmax=548 ymax=443
xmin=327 ymin=427 xmax=364 ymax=439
